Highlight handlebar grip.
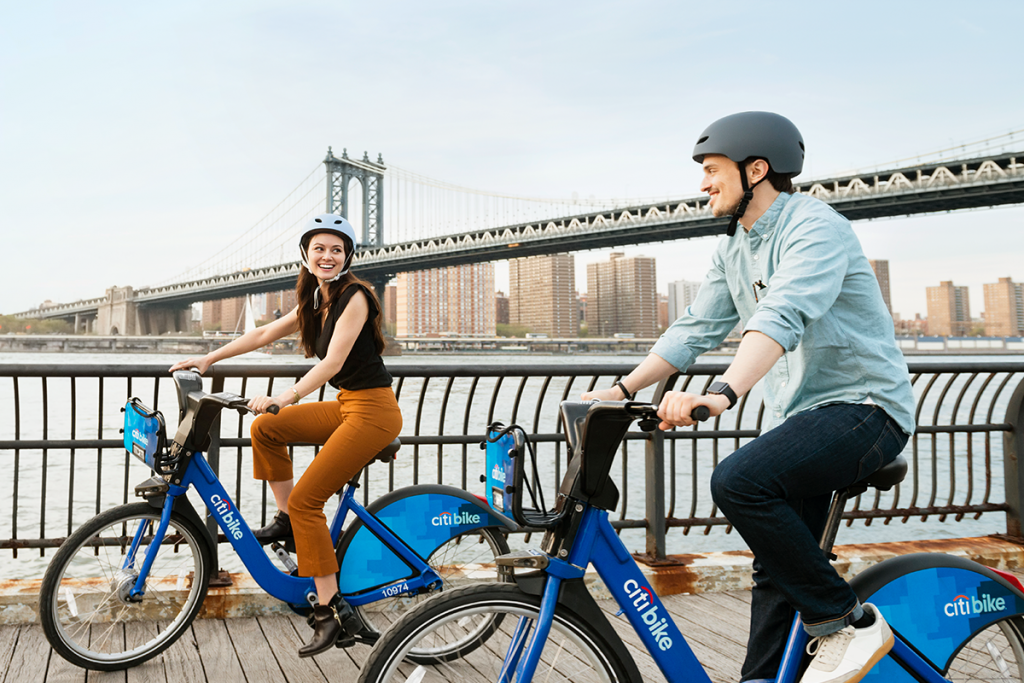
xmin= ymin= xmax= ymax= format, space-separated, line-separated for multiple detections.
xmin=267 ymin=404 xmax=280 ymax=415
xmin=691 ymin=405 xmax=710 ymax=422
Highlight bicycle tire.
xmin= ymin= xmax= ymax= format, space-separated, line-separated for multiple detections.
xmin=357 ymin=582 xmax=632 ymax=683
xmin=353 ymin=526 xmax=511 ymax=663
xmin=946 ymin=615 xmax=1024 ymax=681
xmin=39 ymin=502 xmax=213 ymax=671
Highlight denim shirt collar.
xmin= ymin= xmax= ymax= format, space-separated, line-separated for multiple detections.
xmin=747 ymin=192 xmax=791 ymax=241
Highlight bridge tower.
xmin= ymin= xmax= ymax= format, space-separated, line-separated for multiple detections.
xmin=323 ymin=147 xmax=386 ymax=248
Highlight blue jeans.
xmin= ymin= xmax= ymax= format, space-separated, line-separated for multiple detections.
xmin=709 ymin=403 xmax=909 ymax=682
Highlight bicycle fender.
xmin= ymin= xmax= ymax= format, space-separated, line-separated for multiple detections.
xmin=336 ymin=484 xmax=515 ymax=595
xmin=513 ymin=574 xmax=643 ymax=683
xmin=850 ymin=552 xmax=1024 ymax=680
xmin=143 ymin=492 xmax=217 ymax=551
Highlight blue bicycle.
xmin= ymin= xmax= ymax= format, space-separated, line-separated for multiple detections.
xmin=39 ymin=370 xmax=515 ymax=671
xmin=357 ymin=400 xmax=1024 ymax=682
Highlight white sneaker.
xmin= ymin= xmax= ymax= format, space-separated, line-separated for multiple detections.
xmin=799 ymin=604 xmax=894 ymax=683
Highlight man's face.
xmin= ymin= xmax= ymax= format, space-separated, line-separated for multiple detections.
xmin=699 ymin=154 xmax=743 ymax=217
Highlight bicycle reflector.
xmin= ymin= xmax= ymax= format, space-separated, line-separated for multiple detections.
xmin=122 ymin=398 xmax=167 ymax=469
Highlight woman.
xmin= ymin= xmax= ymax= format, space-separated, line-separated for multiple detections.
xmin=170 ymin=213 xmax=402 ymax=657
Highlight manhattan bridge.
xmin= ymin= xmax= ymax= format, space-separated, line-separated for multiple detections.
xmin=19 ymin=132 xmax=1024 ymax=335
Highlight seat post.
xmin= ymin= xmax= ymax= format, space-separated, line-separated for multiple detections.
xmin=818 ymin=484 xmax=866 ymax=555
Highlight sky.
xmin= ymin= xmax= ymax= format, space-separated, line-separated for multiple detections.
xmin=2 ymin=1 xmax=1022 ymax=321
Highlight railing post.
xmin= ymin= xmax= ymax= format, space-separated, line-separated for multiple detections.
xmin=645 ymin=377 xmax=674 ymax=560
xmin=1003 ymin=377 xmax=1024 ymax=538
xmin=645 ymin=429 xmax=667 ymax=559
xmin=207 ymin=374 xmax=226 ymax=583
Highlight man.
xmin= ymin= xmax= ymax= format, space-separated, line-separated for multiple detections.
xmin=583 ymin=112 xmax=915 ymax=683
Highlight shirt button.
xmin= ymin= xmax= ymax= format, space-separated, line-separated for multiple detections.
xmin=780 ymin=381 xmax=786 ymax=387
xmin=775 ymin=412 xmax=782 ymax=418
xmin=753 ymin=254 xmax=759 ymax=261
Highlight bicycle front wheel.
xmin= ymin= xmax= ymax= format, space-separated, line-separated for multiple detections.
xmin=947 ymin=615 xmax=1024 ymax=681
xmin=358 ymin=583 xmax=632 ymax=683
xmin=39 ymin=502 xmax=213 ymax=671
xmin=353 ymin=526 xmax=511 ymax=662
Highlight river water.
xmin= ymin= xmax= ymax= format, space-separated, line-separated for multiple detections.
xmin=1 ymin=350 xmax=1020 ymax=580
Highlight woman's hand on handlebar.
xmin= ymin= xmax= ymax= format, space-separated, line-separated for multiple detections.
xmin=657 ymin=391 xmax=729 ymax=430
xmin=247 ymin=395 xmax=286 ymax=415
xmin=169 ymin=356 xmax=213 ymax=375
xmin=580 ymin=387 xmax=624 ymax=401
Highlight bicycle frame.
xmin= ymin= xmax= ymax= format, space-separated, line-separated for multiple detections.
xmin=511 ymin=504 xmax=958 ymax=683
xmin=124 ymin=448 xmax=441 ymax=608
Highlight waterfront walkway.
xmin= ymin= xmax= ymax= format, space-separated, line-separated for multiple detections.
xmin=1 ymin=591 xmax=750 ymax=683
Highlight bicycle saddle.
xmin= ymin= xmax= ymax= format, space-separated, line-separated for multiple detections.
xmin=859 ymin=454 xmax=907 ymax=491
xmin=372 ymin=438 xmax=401 ymax=463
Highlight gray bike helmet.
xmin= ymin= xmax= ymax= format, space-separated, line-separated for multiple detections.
xmin=692 ymin=112 xmax=804 ymax=235
xmin=299 ymin=214 xmax=357 ymax=278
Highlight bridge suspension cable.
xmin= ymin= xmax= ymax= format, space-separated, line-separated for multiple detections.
xmin=847 ymin=128 xmax=1024 ymax=175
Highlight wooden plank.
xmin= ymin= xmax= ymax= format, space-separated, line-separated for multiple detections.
xmin=6 ymin=626 xmax=51 ymax=683
xmin=157 ymin=624 xmax=205 ymax=683
xmin=193 ymin=619 xmax=246 ymax=683
xmin=255 ymin=616 xmax=327 ymax=683
xmin=663 ymin=594 xmax=749 ymax=647
xmin=0 ymin=626 xmax=19 ymax=681
xmin=125 ymin=622 xmax=166 ymax=683
xmin=86 ymin=624 xmax=126 ymax=683
xmin=284 ymin=614 xmax=365 ymax=683
xmin=222 ymin=618 xmax=285 ymax=683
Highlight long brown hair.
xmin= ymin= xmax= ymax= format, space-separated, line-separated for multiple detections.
xmin=295 ymin=268 xmax=387 ymax=358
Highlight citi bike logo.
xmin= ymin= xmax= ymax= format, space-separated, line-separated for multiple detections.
xmin=210 ymin=495 xmax=244 ymax=540
xmin=431 ymin=510 xmax=481 ymax=527
xmin=943 ymin=592 xmax=1008 ymax=617
xmin=624 ymin=579 xmax=673 ymax=651
xmin=491 ymin=463 xmax=505 ymax=481
xmin=132 ymin=429 xmax=149 ymax=446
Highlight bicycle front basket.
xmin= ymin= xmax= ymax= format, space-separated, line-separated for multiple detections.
xmin=123 ymin=398 xmax=167 ymax=469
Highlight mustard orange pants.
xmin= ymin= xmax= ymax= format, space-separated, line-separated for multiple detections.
xmin=250 ymin=386 xmax=402 ymax=577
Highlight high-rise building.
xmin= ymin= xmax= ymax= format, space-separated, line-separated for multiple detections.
xmin=869 ymin=260 xmax=892 ymax=315
xmin=508 ymin=253 xmax=577 ymax=337
xmin=658 ymin=293 xmax=669 ymax=331
xmin=585 ymin=252 xmax=658 ymax=337
xmin=926 ymin=281 xmax=971 ymax=337
xmin=495 ymin=291 xmax=509 ymax=325
xmin=395 ymin=263 xmax=495 ymax=336
xmin=667 ymin=280 xmax=703 ymax=323
xmin=202 ymin=297 xmax=246 ymax=332
xmin=384 ymin=285 xmax=397 ymax=327
xmin=984 ymin=277 xmax=1024 ymax=337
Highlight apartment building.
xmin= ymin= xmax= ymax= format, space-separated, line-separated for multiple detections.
xmin=585 ymin=252 xmax=658 ymax=337
xmin=508 ymin=253 xmax=577 ymax=337
xmin=926 ymin=281 xmax=971 ymax=337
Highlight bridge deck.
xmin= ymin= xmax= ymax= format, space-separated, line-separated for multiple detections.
xmin=1 ymin=591 xmax=750 ymax=682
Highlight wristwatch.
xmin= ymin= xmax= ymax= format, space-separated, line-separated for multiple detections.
xmin=706 ymin=381 xmax=738 ymax=409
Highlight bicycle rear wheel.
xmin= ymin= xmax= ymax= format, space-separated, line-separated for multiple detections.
xmin=947 ymin=616 xmax=1024 ymax=681
xmin=357 ymin=583 xmax=631 ymax=683
xmin=353 ymin=526 xmax=510 ymax=662
xmin=39 ymin=502 xmax=213 ymax=671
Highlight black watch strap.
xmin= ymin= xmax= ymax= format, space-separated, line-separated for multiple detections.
xmin=706 ymin=381 xmax=737 ymax=409
xmin=614 ymin=380 xmax=634 ymax=401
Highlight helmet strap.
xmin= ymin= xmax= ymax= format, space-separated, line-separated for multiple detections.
xmin=728 ymin=160 xmax=767 ymax=237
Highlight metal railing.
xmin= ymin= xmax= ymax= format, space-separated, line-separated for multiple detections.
xmin=0 ymin=360 xmax=1022 ymax=566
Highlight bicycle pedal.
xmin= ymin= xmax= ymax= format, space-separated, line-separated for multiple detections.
xmin=334 ymin=635 xmax=356 ymax=649
xmin=270 ymin=543 xmax=299 ymax=574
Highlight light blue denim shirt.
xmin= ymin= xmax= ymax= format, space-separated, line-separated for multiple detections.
xmin=651 ymin=192 xmax=916 ymax=435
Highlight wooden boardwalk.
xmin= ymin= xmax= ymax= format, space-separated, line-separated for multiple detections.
xmin=0 ymin=591 xmax=751 ymax=683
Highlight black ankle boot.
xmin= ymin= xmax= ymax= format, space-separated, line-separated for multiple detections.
xmin=298 ymin=593 xmax=363 ymax=658
xmin=253 ymin=511 xmax=291 ymax=544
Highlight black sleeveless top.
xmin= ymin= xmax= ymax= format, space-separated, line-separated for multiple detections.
xmin=314 ymin=284 xmax=393 ymax=391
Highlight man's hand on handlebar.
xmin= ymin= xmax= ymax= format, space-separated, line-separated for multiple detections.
xmin=657 ymin=391 xmax=729 ymax=430
xmin=247 ymin=395 xmax=286 ymax=415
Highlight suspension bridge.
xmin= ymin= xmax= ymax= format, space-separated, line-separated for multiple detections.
xmin=18 ymin=133 xmax=1024 ymax=335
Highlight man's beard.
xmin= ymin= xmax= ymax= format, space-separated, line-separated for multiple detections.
xmin=711 ymin=194 xmax=741 ymax=218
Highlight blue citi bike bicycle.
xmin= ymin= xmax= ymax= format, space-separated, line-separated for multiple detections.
xmin=357 ymin=400 xmax=1024 ymax=682
xmin=39 ymin=370 xmax=515 ymax=671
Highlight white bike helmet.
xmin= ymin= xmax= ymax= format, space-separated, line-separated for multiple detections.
xmin=299 ymin=214 xmax=357 ymax=279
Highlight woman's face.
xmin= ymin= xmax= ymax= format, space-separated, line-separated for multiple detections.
xmin=306 ymin=232 xmax=347 ymax=281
